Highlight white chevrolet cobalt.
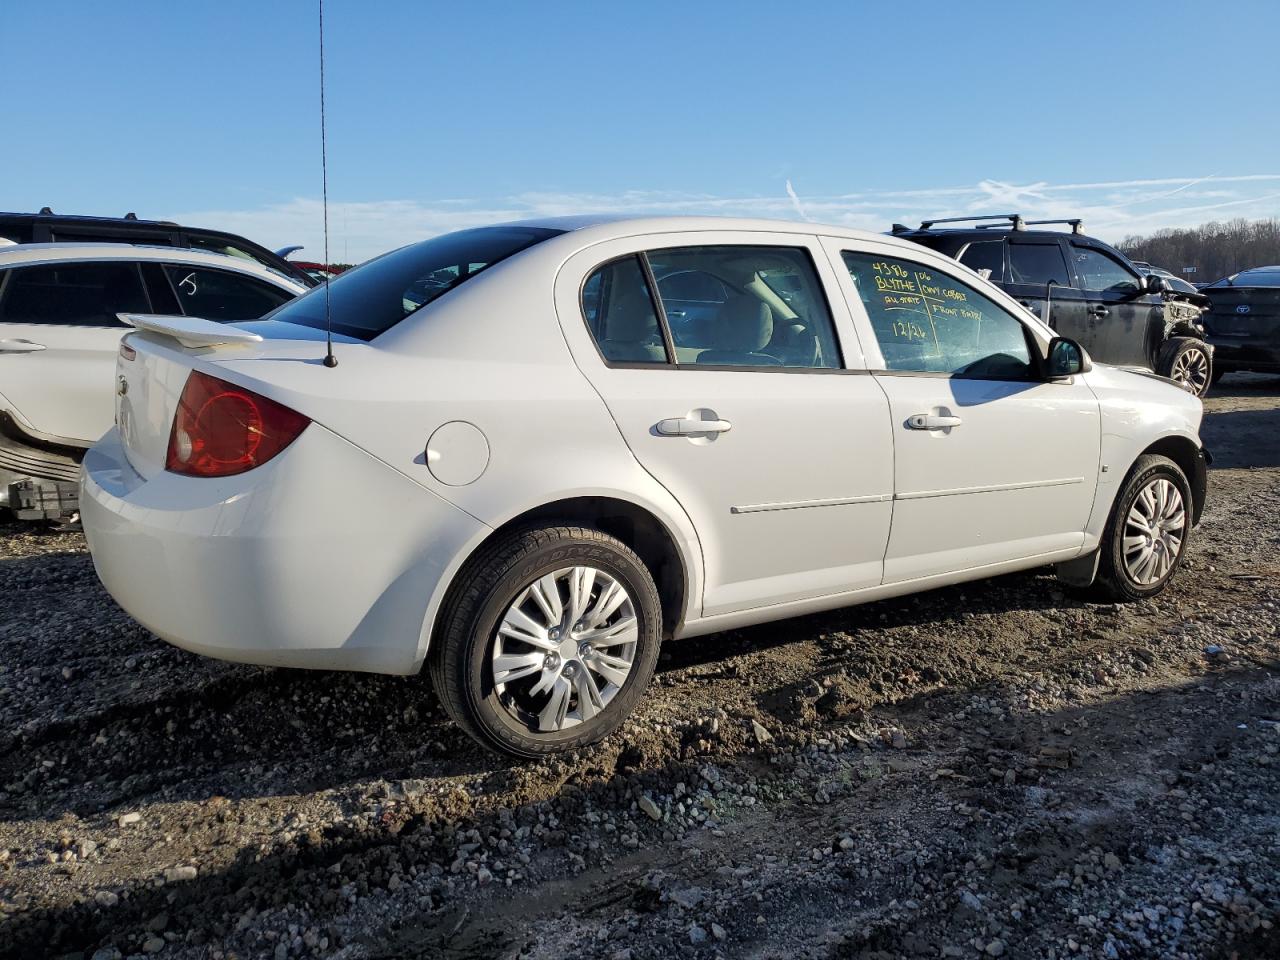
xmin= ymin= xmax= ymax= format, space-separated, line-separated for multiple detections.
xmin=81 ymin=217 xmax=1209 ymax=757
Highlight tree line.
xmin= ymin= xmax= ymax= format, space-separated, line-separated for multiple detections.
xmin=1118 ymin=217 xmax=1280 ymax=283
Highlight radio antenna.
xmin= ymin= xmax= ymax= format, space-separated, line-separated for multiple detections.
xmin=319 ymin=0 xmax=337 ymax=368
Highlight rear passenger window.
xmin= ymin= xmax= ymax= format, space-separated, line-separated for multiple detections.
xmin=1009 ymin=243 xmax=1071 ymax=286
xmin=0 ymin=261 xmax=148 ymax=327
xmin=162 ymin=266 xmax=293 ymax=321
xmin=647 ymin=246 xmax=840 ymax=368
xmin=958 ymin=240 xmax=1004 ymax=281
xmin=582 ymin=257 xmax=669 ymax=364
xmin=842 ymin=251 xmax=1034 ymax=379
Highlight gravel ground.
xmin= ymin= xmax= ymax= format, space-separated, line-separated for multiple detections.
xmin=1 ymin=377 xmax=1278 ymax=960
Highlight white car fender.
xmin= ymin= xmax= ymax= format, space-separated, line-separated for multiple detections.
xmin=1082 ymin=365 xmax=1205 ymax=545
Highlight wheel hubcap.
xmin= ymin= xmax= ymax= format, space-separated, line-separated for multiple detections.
xmin=1171 ymin=348 xmax=1209 ymax=395
xmin=1122 ymin=477 xmax=1186 ymax=586
xmin=490 ymin=566 xmax=638 ymax=733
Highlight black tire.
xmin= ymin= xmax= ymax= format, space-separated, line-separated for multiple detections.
xmin=428 ymin=525 xmax=662 ymax=758
xmin=1092 ymin=454 xmax=1193 ymax=603
xmin=1157 ymin=337 xmax=1213 ymax=398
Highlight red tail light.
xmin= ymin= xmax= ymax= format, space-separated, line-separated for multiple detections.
xmin=166 ymin=371 xmax=310 ymax=478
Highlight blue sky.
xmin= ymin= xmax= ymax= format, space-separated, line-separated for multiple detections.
xmin=4 ymin=0 xmax=1279 ymax=261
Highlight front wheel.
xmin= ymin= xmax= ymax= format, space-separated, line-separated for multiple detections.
xmin=1158 ymin=337 xmax=1213 ymax=397
xmin=1093 ymin=454 xmax=1192 ymax=602
xmin=429 ymin=526 xmax=662 ymax=758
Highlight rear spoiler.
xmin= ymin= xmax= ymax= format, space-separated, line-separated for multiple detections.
xmin=118 ymin=313 xmax=264 ymax=349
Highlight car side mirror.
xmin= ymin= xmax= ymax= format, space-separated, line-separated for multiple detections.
xmin=1045 ymin=337 xmax=1089 ymax=379
xmin=1142 ymin=274 xmax=1170 ymax=295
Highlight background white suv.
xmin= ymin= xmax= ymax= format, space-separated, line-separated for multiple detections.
xmin=0 ymin=243 xmax=306 ymax=518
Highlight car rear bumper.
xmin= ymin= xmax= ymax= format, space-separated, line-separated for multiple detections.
xmin=81 ymin=425 xmax=487 ymax=675
xmin=1207 ymin=339 xmax=1280 ymax=371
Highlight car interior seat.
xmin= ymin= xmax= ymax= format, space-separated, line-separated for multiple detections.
xmin=695 ymin=294 xmax=781 ymax=365
xmin=602 ymin=282 xmax=667 ymax=363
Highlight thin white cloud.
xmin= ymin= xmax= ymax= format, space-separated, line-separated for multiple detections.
xmin=784 ymin=179 xmax=812 ymax=222
xmin=170 ymin=173 xmax=1280 ymax=263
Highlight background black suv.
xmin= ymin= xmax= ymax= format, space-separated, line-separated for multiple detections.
xmin=893 ymin=215 xmax=1213 ymax=396
xmin=0 ymin=209 xmax=316 ymax=288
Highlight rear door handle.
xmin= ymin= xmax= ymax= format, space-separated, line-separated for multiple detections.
xmin=0 ymin=339 xmax=46 ymax=353
xmin=907 ymin=414 xmax=962 ymax=430
xmin=656 ymin=416 xmax=732 ymax=436
xmin=1088 ymin=305 xmax=1109 ymax=318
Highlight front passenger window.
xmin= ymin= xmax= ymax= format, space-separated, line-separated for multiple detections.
xmin=162 ymin=266 xmax=294 ymax=321
xmin=1071 ymin=247 xmax=1140 ymax=294
xmin=842 ymin=252 xmax=1034 ymax=379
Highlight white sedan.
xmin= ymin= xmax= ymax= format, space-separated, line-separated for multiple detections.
xmin=0 ymin=243 xmax=307 ymax=517
xmin=80 ymin=216 xmax=1208 ymax=757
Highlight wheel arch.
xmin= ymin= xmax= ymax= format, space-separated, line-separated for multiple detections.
xmin=415 ymin=493 xmax=699 ymax=669
xmin=1136 ymin=434 xmax=1208 ymax=524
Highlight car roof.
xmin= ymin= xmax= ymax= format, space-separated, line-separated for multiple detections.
xmin=0 ymin=242 xmax=309 ymax=290
xmin=495 ymin=213 xmax=900 ymax=246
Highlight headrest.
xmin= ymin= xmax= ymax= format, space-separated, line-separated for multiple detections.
xmin=606 ymin=283 xmax=658 ymax=342
xmin=713 ymin=295 xmax=773 ymax=352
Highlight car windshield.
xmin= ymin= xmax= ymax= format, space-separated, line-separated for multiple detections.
xmin=263 ymin=226 xmax=563 ymax=340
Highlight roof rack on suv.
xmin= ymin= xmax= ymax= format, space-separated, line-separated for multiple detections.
xmin=1019 ymin=218 xmax=1086 ymax=235
xmin=24 ymin=206 xmax=180 ymax=228
xmin=891 ymin=214 xmax=1088 ymax=236
xmin=0 ymin=209 xmax=313 ymax=286
xmin=908 ymin=214 xmax=1027 ymax=232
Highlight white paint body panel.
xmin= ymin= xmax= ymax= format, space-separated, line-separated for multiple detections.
xmin=1078 ymin=364 xmax=1204 ymax=543
xmin=79 ymin=216 xmax=1206 ymax=677
xmin=871 ymin=374 xmax=1098 ymax=580
xmin=0 ymin=244 xmax=305 ymax=447
xmin=82 ymin=424 xmax=485 ymax=675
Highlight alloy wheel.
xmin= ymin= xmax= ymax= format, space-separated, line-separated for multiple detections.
xmin=490 ymin=566 xmax=638 ymax=732
xmin=1122 ymin=477 xmax=1186 ymax=585
xmin=1171 ymin=347 xmax=1210 ymax=396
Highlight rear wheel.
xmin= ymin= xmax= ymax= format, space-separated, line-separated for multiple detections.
xmin=1093 ymin=454 xmax=1192 ymax=602
xmin=429 ymin=526 xmax=662 ymax=758
xmin=1158 ymin=337 xmax=1212 ymax=397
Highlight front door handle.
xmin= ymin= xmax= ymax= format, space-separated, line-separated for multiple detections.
xmin=656 ymin=415 xmax=732 ymax=437
xmin=1088 ymin=305 xmax=1109 ymax=318
xmin=0 ymin=339 xmax=46 ymax=354
xmin=907 ymin=414 xmax=962 ymax=430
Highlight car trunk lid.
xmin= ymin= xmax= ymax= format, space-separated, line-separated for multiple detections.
xmin=1202 ymin=288 xmax=1280 ymax=338
xmin=114 ymin=315 xmax=355 ymax=480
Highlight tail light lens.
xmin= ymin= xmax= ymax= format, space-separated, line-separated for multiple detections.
xmin=166 ymin=371 xmax=310 ymax=477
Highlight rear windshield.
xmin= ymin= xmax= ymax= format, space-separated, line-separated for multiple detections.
xmin=263 ymin=226 xmax=563 ymax=340
xmin=1206 ymin=270 xmax=1280 ymax=289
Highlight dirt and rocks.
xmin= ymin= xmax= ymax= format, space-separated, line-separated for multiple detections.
xmin=1 ymin=378 xmax=1278 ymax=960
